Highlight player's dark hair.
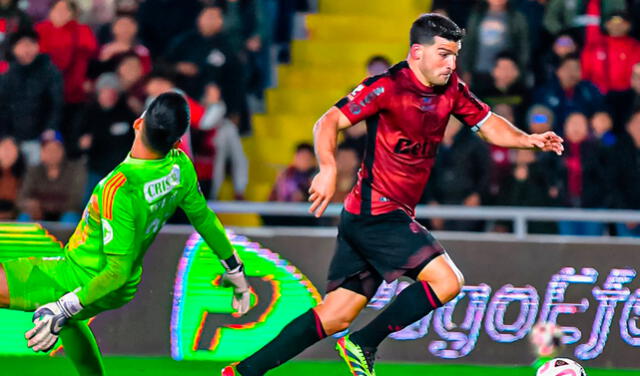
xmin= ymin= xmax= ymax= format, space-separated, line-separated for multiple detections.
xmin=295 ymin=142 xmax=314 ymax=154
xmin=410 ymin=13 xmax=465 ymax=45
xmin=142 ymin=92 xmax=190 ymax=155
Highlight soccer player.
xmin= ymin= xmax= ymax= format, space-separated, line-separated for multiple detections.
xmin=223 ymin=13 xmax=563 ymax=376
xmin=0 ymin=92 xmax=252 ymax=375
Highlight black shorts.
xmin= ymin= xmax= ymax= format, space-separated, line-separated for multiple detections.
xmin=326 ymin=209 xmax=446 ymax=299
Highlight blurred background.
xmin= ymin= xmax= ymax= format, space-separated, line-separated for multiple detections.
xmin=1 ymin=0 xmax=640 ymax=375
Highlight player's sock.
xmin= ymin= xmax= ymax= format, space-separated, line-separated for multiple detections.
xmin=59 ymin=320 xmax=105 ymax=376
xmin=236 ymin=308 xmax=326 ymax=376
xmin=350 ymin=281 xmax=442 ymax=349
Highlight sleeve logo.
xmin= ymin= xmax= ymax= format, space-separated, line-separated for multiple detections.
xmin=103 ymin=219 xmax=114 ymax=245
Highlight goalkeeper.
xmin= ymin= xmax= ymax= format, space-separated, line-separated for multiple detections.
xmin=0 ymin=92 xmax=252 ymax=375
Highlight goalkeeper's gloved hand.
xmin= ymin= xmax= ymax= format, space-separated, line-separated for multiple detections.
xmin=220 ymin=251 xmax=252 ymax=316
xmin=25 ymin=291 xmax=83 ymax=352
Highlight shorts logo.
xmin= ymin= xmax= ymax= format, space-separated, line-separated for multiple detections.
xmin=103 ymin=220 xmax=114 ymax=245
xmin=144 ymin=165 xmax=181 ymax=203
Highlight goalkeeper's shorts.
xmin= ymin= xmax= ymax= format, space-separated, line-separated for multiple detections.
xmin=2 ymin=256 xmax=136 ymax=320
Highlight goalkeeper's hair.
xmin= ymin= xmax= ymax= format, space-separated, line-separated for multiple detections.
xmin=142 ymin=92 xmax=190 ymax=155
xmin=410 ymin=13 xmax=465 ymax=46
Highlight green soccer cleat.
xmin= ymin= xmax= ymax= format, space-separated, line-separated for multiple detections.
xmin=221 ymin=363 xmax=242 ymax=376
xmin=335 ymin=334 xmax=377 ymax=376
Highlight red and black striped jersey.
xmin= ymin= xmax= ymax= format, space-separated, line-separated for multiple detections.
xmin=336 ymin=61 xmax=490 ymax=217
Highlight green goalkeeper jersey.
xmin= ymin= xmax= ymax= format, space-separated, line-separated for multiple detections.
xmin=64 ymin=149 xmax=233 ymax=307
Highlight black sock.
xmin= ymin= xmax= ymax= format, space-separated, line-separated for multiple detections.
xmin=237 ymin=308 xmax=326 ymax=376
xmin=350 ymin=281 xmax=442 ymax=349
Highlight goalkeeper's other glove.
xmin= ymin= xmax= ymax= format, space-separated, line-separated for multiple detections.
xmin=25 ymin=291 xmax=83 ymax=352
xmin=220 ymin=251 xmax=252 ymax=316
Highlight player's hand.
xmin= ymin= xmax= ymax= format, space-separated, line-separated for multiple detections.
xmin=221 ymin=265 xmax=251 ymax=316
xmin=308 ymin=167 xmax=336 ymax=218
xmin=25 ymin=291 xmax=83 ymax=352
xmin=526 ymin=132 xmax=564 ymax=155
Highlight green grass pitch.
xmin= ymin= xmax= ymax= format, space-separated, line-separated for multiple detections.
xmin=1 ymin=356 xmax=638 ymax=375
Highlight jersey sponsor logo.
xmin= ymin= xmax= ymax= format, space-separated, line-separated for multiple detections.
xmin=144 ymin=165 xmax=181 ymax=203
xmin=393 ymin=138 xmax=439 ymax=158
xmin=103 ymin=219 xmax=113 ymax=245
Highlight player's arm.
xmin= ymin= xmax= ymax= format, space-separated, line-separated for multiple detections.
xmin=309 ymin=78 xmax=387 ymax=217
xmin=26 ymin=189 xmax=138 ymax=352
xmin=452 ymin=75 xmax=563 ymax=155
xmin=308 ymin=107 xmax=353 ymax=217
xmin=180 ymin=160 xmax=251 ymax=315
xmin=476 ymin=112 xmax=564 ymax=155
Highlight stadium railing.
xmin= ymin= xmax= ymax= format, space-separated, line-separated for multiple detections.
xmin=207 ymin=201 xmax=640 ymax=239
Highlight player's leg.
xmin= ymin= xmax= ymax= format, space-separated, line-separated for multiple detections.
xmin=59 ymin=320 xmax=105 ymax=376
xmin=230 ymin=215 xmax=376 ymax=376
xmin=0 ymin=264 xmax=9 ymax=308
xmin=348 ymin=253 xmax=463 ymax=350
xmin=339 ymin=213 xmax=462 ymax=374
xmin=231 ymin=287 xmax=369 ymax=376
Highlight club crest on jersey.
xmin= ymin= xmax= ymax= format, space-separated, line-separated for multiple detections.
xmin=144 ymin=165 xmax=181 ymax=203
xmin=420 ymin=97 xmax=436 ymax=111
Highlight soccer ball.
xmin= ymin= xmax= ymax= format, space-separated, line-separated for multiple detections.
xmin=537 ymin=358 xmax=587 ymax=376
xmin=530 ymin=322 xmax=563 ymax=356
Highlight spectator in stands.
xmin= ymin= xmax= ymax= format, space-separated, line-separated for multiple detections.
xmin=116 ymin=52 xmax=147 ymax=114
xmin=77 ymin=73 xmax=136 ymax=203
xmin=526 ymin=104 xmax=555 ymax=134
xmin=0 ymin=0 xmax=32 ymax=65
xmin=97 ymin=14 xmax=152 ymax=76
xmin=0 ymin=29 xmax=63 ymax=166
xmin=366 ymin=55 xmax=391 ymax=76
xmin=17 ymin=131 xmax=86 ymax=223
xmin=536 ymin=33 xmax=578 ymax=87
xmin=590 ymin=111 xmax=616 ymax=147
xmin=610 ymin=110 xmax=640 ymax=236
xmin=582 ymin=12 xmax=640 ymax=95
xmin=495 ymin=149 xmax=558 ymax=234
xmin=36 ymin=0 xmax=98 ymax=158
xmin=332 ymin=144 xmax=359 ymax=204
xmin=96 ymin=0 xmax=141 ymax=44
xmin=533 ymin=54 xmax=604 ymax=133
xmin=269 ymin=142 xmax=317 ymax=202
xmin=423 ymin=117 xmax=491 ymax=232
xmin=459 ymin=0 xmax=530 ymax=84
xmin=164 ymin=6 xmax=245 ymax=128
xmin=543 ymin=0 xmax=626 ymax=41
xmin=0 ymin=137 xmax=25 ymax=219
xmin=552 ymin=112 xmax=607 ymax=235
xmin=617 ymin=63 xmax=640 ymax=128
xmin=136 ymin=0 xmax=201 ymax=58
xmin=474 ymin=52 xmax=529 ymax=123
xmin=199 ymin=82 xmax=248 ymax=200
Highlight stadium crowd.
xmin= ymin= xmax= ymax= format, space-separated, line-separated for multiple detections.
xmin=0 ymin=0 xmax=639 ymax=237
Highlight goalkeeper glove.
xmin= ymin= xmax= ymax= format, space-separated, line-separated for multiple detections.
xmin=220 ymin=251 xmax=252 ymax=316
xmin=25 ymin=291 xmax=83 ymax=352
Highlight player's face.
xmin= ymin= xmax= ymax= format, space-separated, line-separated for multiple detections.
xmin=417 ymin=36 xmax=460 ymax=86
